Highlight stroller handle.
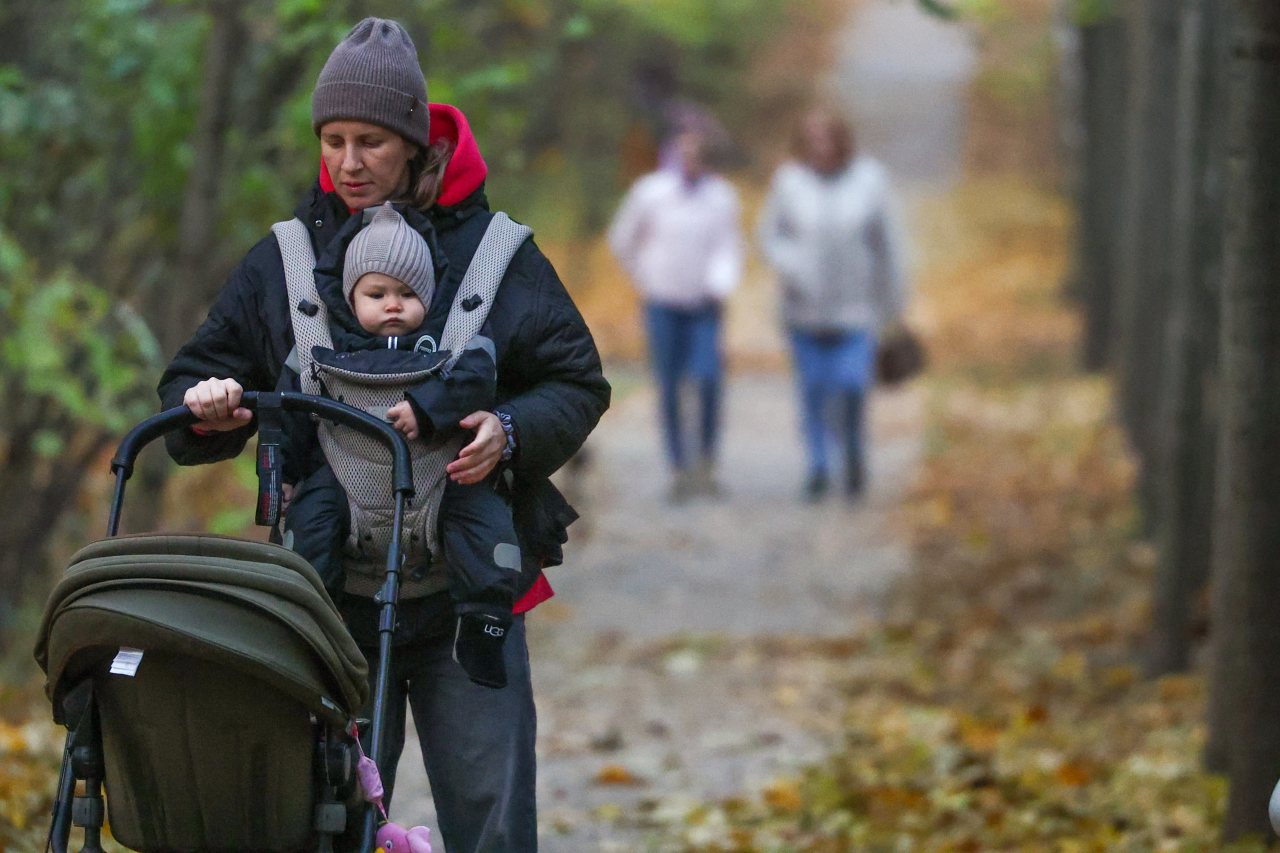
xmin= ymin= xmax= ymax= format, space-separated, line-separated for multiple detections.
xmin=110 ymin=391 xmax=415 ymax=496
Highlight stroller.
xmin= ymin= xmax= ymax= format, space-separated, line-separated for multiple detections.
xmin=35 ymin=392 xmax=415 ymax=853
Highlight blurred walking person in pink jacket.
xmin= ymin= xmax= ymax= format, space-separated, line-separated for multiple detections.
xmin=609 ymin=130 xmax=744 ymax=502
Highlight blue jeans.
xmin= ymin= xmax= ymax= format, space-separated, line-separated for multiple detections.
xmin=789 ymin=328 xmax=877 ymax=482
xmin=645 ymin=303 xmax=724 ymax=470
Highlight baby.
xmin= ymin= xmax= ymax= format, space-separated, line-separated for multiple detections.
xmin=284 ymin=203 xmax=518 ymax=689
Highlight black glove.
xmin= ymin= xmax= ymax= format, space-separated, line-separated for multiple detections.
xmin=453 ymin=611 xmax=511 ymax=689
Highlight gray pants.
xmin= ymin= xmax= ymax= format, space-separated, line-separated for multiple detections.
xmin=358 ymin=614 xmax=537 ymax=852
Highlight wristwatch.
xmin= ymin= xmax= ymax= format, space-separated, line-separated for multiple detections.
xmin=494 ymin=410 xmax=518 ymax=462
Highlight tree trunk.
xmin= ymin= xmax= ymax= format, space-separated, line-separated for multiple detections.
xmin=130 ymin=0 xmax=248 ymax=533
xmin=1146 ymin=0 xmax=1222 ymax=677
xmin=1076 ymin=15 xmax=1128 ymax=372
xmin=1200 ymin=0 xmax=1239 ymax=777
xmin=1192 ymin=0 xmax=1233 ymax=770
xmin=165 ymin=0 xmax=249 ymax=353
xmin=1111 ymin=0 xmax=1181 ymax=531
xmin=1206 ymin=0 xmax=1280 ymax=838
xmin=0 ymin=431 xmax=108 ymax=644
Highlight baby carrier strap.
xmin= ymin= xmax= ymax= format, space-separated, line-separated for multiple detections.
xmin=439 ymin=212 xmax=533 ymax=361
xmin=270 ymin=217 xmax=332 ymax=396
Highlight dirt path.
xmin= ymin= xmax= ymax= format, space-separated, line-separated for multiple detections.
xmin=526 ymin=372 xmax=924 ymax=851
xmin=394 ymin=2 xmax=973 ymax=848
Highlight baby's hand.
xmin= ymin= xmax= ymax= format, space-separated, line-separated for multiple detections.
xmin=387 ymin=401 xmax=420 ymax=440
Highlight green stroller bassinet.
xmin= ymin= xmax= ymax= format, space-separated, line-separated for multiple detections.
xmin=35 ymin=392 xmax=416 ymax=853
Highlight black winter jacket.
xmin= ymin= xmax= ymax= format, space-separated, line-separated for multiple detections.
xmin=158 ymin=182 xmax=610 ymax=576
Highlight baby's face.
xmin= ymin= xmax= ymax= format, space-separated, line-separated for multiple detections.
xmin=351 ymin=272 xmax=426 ymax=336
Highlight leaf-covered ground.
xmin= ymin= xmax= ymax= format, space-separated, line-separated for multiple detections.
xmin=597 ymin=180 xmax=1266 ymax=853
xmin=0 ymin=678 xmax=62 ymax=851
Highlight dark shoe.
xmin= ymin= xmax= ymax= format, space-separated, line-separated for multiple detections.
xmin=804 ymin=472 xmax=829 ymax=503
xmin=668 ymin=469 xmax=696 ymax=504
xmin=453 ymin=612 xmax=511 ymax=689
xmin=692 ymin=459 xmax=724 ymax=499
xmin=845 ymin=464 xmax=866 ymax=503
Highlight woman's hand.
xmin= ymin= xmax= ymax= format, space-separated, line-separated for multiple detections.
xmin=387 ymin=401 xmax=421 ymax=440
xmin=183 ymin=378 xmax=252 ymax=432
xmin=447 ymin=411 xmax=505 ymax=484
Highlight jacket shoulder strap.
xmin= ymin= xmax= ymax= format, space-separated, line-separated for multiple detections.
xmin=439 ymin=212 xmax=533 ymax=365
xmin=271 ymin=218 xmax=333 ymax=395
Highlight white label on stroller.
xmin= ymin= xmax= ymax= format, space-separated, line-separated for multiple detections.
xmin=110 ymin=647 xmax=144 ymax=677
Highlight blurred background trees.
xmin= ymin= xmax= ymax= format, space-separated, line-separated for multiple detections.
xmin=1070 ymin=0 xmax=1279 ymax=837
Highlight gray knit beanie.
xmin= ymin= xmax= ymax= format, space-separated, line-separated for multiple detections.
xmin=312 ymin=18 xmax=430 ymax=149
xmin=344 ymin=203 xmax=436 ymax=309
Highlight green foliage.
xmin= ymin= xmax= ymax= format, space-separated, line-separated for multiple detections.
xmin=975 ymin=34 xmax=1058 ymax=109
xmin=1071 ymin=0 xmax=1121 ymax=26
xmin=917 ymin=0 xmax=961 ymax=21
xmin=605 ymin=0 xmax=767 ymax=46
xmin=0 ymin=230 xmax=161 ymax=439
xmin=3 ymin=0 xmax=787 ymax=264
xmin=206 ymin=453 xmax=261 ymax=535
xmin=922 ymin=0 xmax=1119 ymax=28
xmin=0 ymin=0 xmax=202 ymax=294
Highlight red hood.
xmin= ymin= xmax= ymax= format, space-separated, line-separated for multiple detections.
xmin=319 ymin=103 xmax=489 ymax=210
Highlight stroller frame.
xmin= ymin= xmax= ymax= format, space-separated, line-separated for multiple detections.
xmin=46 ymin=391 xmax=414 ymax=853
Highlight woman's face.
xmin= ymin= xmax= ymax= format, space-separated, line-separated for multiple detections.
xmin=320 ymin=120 xmax=418 ymax=210
xmin=800 ymin=117 xmax=845 ymax=175
xmin=674 ymin=132 xmax=709 ymax=181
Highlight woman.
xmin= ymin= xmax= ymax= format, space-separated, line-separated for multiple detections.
xmin=757 ymin=107 xmax=907 ymax=502
xmin=608 ymin=129 xmax=743 ymax=501
xmin=158 ymin=18 xmax=610 ymax=851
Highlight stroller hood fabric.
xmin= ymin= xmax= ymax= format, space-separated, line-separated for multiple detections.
xmin=35 ymin=533 xmax=369 ymax=723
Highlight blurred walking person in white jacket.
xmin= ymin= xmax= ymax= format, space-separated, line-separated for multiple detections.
xmin=609 ymin=130 xmax=744 ymax=502
xmin=758 ymin=108 xmax=908 ymax=502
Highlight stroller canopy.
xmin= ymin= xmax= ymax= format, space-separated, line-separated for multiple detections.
xmin=35 ymin=534 xmax=369 ymax=724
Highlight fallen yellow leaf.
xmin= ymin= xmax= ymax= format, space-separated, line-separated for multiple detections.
xmin=762 ymin=779 xmax=804 ymax=813
xmin=593 ymin=764 xmax=644 ymax=786
xmin=1055 ymin=761 xmax=1094 ymax=787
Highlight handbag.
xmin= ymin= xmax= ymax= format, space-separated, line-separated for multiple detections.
xmin=876 ymin=325 xmax=926 ymax=386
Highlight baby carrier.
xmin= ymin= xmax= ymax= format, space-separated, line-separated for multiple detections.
xmin=271 ymin=211 xmax=532 ymax=600
xmin=36 ymin=392 xmax=416 ymax=853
